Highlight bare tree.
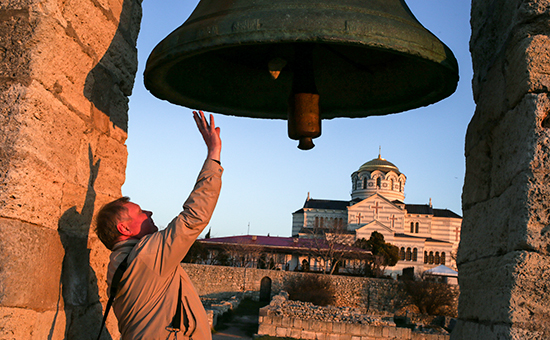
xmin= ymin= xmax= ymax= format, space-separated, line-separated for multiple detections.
xmin=301 ymin=224 xmax=368 ymax=275
xmin=220 ymin=239 xmax=265 ymax=268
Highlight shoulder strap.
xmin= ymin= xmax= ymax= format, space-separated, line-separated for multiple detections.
xmin=166 ymin=279 xmax=183 ymax=333
xmin=96 ymin=255 xmax=130 ymax=340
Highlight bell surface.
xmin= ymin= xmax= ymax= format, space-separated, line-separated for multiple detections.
xmin=144 ymin=0 xmax=459 ymax=120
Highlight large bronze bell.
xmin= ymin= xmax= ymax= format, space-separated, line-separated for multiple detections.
xmin=144 ymin=0 xmax=459 ymax=150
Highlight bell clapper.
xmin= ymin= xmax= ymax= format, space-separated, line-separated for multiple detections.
xmin=287 ymin=44 xmax=321 ymax=150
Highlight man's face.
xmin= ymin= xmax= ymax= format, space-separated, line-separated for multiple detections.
xmin=121 ymin=202 xmax=158 ymax=239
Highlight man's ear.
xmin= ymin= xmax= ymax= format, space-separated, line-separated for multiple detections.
xmin=117 ymin=221 xmax=131 ymax=236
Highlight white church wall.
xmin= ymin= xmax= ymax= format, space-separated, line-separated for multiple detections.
xmin=431 ymin=216 xmax=461 ymax=246
xmin=404 ymin=214 xmax=433 ymax=238
xmin=291 ymin=211 xmax=305 ymax=236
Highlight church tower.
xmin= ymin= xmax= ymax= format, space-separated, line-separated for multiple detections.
xmin=350 ymin=154 xmax=407 ymax=202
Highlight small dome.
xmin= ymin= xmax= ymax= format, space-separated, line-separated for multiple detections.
xmin=357 ymin=155 xmax=401 ymax=175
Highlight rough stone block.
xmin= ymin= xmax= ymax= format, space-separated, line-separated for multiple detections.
xmin=369 ymin=326 xmax=382 ymax=337
xmin=290 ymin=328 xmax=302 ymax=339
xmin=93 ymin=134 xmax=128 ymax=196
xmin=0 ymin=218 xmax=63 ymax=310
xmin=95 ymin=33 xmax=138 ymax=96
xmin=382 ymin=326 xmax=389 ymax=337
xmin=311 ymin=320 xmax=327 ymax=333
xmin=459 ymin=175 xmax=549 ymax=264
xmin=0 ymin=9 xmax=32 ymax=84
xmin=0 ymin=81 xmax=123 ymax=229
xmin=302 ymin=330 xmax=316 ymax=340
xmin=282 ymin=316 xmax=292 ymax=328
xmin=258 ymin=324 xmax=276 ymax=336
xmin=29 ymin=17 xmax=95 ymax=117
xmin=0 ymin=307 xmax=66 ymax=339
xmin=272 ymin=315 xmax=283 ymax=326
xmin=389 ymin=326 xmax=410 ymax=338
xmin=332 ymin=322 xmax=343 ymax=333
xmin=490 ymin=94 xmax=547 ymax=194
xmin=458 ymin=251 xmax=550 ymax=329
xmin=275 ymin=326 xmax=288 ymax=338
xmin=450 ymin=319 xmax=546 ymax=340
xmin=62 ymin=0 xmax=118 ymax=56
xmin=345 ymin=323 xmax=361 ymax=335
xmin=259 ymin=306 xmax=269 ymax=317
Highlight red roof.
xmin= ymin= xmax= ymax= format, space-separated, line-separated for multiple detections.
xmin=199 ymin=235 xmax=370 ymax=254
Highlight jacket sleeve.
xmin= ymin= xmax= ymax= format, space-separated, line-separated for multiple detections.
xmin=133 ymin=159 xmax=223 ymax=277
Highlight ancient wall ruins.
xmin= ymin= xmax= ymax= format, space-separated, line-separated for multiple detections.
xmin=0 ymin=0 xmax=141 ymax=338
xmin=452 ymin=1 xmax=550 ymax=339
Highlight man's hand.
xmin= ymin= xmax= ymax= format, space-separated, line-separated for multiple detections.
xmin=193 ymin=110 xmax=221 ymax=162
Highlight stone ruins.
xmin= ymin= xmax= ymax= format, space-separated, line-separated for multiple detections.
xmin=0 ymin=0 xmax=141 ymax=337
xmin=0 ymin=0 xmax=549 ymax=339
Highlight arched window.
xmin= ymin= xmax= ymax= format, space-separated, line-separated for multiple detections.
xmin=435 ymin=252 xmax=440 ymax=265
xmin=412 ymin=248 xmax=418 ymax=262
xmin=406 ymin=248 xmax=411 ymax=261
xmin=320 ymin=217 xmax=324 ymax=227
xmin=391 ymin=179 xmax=394 ymax=191
xmin=415 ymin=222 xmax=419 ymax=233
xmin=363 ymin=177 xmax=367 ymax=189
xmin=429 ymin=251 xmax=434 ymax=264
xmin=441 ymin=252 xmax=446 ymax=265
xmin=315 ymin=217 xmax=319 ymax=227
xmin=410 ymin=222 xmax=414 ymax=233
xmin=424 ymin=251 xmax=428 ymax=264
xmin=399 ymin=247 xmax=405 ymax=260
xmin=376 ymin=177 xmax=381 ymax=188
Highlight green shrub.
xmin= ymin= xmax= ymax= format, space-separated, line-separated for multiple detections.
xmin=283 ymin=274 xmax=335 ymax=306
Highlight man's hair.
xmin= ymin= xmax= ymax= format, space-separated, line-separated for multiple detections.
xmin=95 ymin=196 xmax=130 ymax=250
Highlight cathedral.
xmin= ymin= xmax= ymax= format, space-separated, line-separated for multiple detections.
xmin=291 ymin=154 xmax=462 ymax=276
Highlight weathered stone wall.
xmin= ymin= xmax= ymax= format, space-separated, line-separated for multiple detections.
xmin=0 ymin=0 xmax=141 ymax=338
xmin=183 ymin=263 xmax=419 ymax=313
xmin=453 ymin=1 xmax=550 ymax=339
xmin=258 ymin=293 xmax=449 ymax=340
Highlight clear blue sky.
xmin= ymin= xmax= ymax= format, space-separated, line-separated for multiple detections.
xmin=122 ymin=1 xmax=474 ymax=238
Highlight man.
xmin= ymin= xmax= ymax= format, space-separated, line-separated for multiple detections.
xmin=94 ymin=110 xmax=222 ymax=339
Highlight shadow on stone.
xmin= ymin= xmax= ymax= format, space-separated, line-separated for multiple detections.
xmin=83 ymin=0 xmax=141 ymax=133
xmin=53 ymin=146 xmax=105 ymax=339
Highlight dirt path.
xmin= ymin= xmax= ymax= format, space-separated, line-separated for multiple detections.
xmin=212 ymin=299 xmax=267 ymax=340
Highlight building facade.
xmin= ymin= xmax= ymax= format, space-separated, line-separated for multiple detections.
xmin=292 ymin=155 xmax=462 ymax=276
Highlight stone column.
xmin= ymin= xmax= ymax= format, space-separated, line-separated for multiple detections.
xmin=453 ymin=1 xmax=550 ymax=339
xmin=0 ymin=0 xmax=141 ymax=338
